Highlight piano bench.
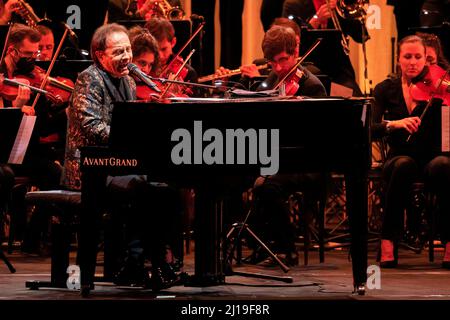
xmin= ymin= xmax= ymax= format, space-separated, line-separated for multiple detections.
xmin=24 ymin=190 xmax=81 ymax=289
xmin=25 ymin=190 xmax=81 ymax=207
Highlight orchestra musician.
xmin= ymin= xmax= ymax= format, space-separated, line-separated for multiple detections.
xmin=62 ymin=23 xmax=179 ymax=290
xmin=144 ymin=17 xmax=198 ymax=95
xmin=0 ymin=23 xmax=65 ymax=253
xmin=107 ymin=0 xmax=182 ymax=22
xmin=128 ymin=24 xmax=162 ymax=100
xmin=248 ymin=25 xmax=328 ymax=266
xmin=417 ymin=32 xmax=450 ymax=69
xmin=0 ymin=0 xmax=20 ymax=25
xmin=373 ymin=35 xmax=450 ymax=268
xmin=129 ymin=25 xmax=159 ymax=76
xmin=257 ymin=24 xmax=326 ymax=96
xmin=36 ymin=24 xmax=54 ymax=61
xmin=213 ymin=18 xmax=305 ymax=91
xmin=282 ymin=0 xmax=366 ymax=96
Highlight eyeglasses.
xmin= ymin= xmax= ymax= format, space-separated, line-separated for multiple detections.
xmin=15 ymin=48 xmax=40 ymax=59
xmin=269 ymin=55 xmax=292 ymax=67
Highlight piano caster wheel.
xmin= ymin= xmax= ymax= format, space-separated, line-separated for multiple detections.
xmin=353 ymin=283 xmax=366 ymax=296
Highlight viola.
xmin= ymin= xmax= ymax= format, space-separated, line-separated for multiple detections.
xmin=410 ymin=64 xmax=450 ymax=106
xmin=17 ymin=65 xmax=75 ymax=105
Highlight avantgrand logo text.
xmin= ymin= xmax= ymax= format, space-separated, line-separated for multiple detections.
xmin=171 ymin=121 xmax=279 ymax=175
xmin=82 ymin=157 xmax=138 ymax=167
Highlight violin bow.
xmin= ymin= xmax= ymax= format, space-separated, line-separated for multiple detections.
xmin=30 ymin=24 xmax=71 ymax=110
xmin=0 ymin=22 xmax=15 ymax=69
xmin=407 ymin=68 xmax=450 ymax=142
xmin=273 ymin=38 xmax=322 ymax=91
xmin=160 ymin=49 xmax=196 ymax=99
xmin=160 ymin=21 xmax=205 ymax=77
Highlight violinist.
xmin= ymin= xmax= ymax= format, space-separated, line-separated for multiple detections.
xmin=1 ymin=24 xmax=67 ymax=158
xmin=245 ymin=24 xmax=328 ymax=269
xmin=1 ymin=23 xmax=64 ymax=254
xmin=145 ymin=17 xmax=198 ymax=95
xmin=257 ymin=24 xmax=326 ymax=97
xmin=128 ymin=25 xmax=162 ymax=99
xmin=417 ymin=32 xmax=450 ymax=69
xmin=373 ymin=35 xmax=450 ymax=269
xmin=213 ymin=18 xmax=310 ymax=91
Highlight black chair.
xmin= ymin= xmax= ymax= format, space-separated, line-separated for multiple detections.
xmin=24 ymin=190 xmax=81 ymax=289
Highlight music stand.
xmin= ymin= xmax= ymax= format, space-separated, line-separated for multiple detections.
xmin=0 ymin=108 xmax=23 ymax=274
xmin=299 ymin=28 xmax=342 ymax=76
xmin=35 ymin=60 xmax=93 ymax=82
xmin=223 ymin=204 xmax=293 ymax=283
xmin=300 ymin=27 xmax=370 ymax=95
xmin=409 ymin=22 xmax=450 ymax=61
xmin=116 ymin=19 xmax=193 ymax=59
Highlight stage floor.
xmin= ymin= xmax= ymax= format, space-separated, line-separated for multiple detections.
xmin=2 ymin=242 xmax=450 ymax=301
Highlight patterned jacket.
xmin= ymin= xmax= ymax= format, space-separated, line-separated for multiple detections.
xmin=62 ymin=64 xmax=136 ymax=190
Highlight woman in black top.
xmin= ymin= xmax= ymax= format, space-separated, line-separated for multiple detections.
xmin=373 ymin=35 xmax=450 ymax=268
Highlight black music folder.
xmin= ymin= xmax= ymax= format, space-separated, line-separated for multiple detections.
xmin=117 ymin=19 xmax=192 ymax=56
xmin=35 ymin=60 xmax=93 ymax=82
xmin=0 ymin=108 xmax=33 ymax=164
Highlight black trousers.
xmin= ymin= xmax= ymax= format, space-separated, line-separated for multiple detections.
xmin=106 ymin=175 xmax=182 ymax=270
xmin=382 ymin=155 xmax=450 ymax=241
xmin=252 ymin=173 xmax=328 ymax=254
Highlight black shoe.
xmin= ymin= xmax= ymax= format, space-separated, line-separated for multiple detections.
xmin=442 ymin=261 xmax=450 ymax=269
xmin=148 ymin=267 xmax=175 ymax=292
xmin=380 ymin=260 xmax=398 ymax=268
xmin=113 ymin=264 xmax=149 ymax=287
xmin=353 ymin=283 xmax=366 ymax=295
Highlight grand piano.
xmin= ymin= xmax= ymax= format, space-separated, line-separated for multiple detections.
xmin=79 ymin=97 xmax=372 ymax=295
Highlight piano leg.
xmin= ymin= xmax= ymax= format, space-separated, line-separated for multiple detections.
xmin=79 ymin=173 xmax=108 ymax=296
xmin=188 ymin=187 xmax=225 ymax=286
xmin=345 ymin=169 xmax=368 ymax=295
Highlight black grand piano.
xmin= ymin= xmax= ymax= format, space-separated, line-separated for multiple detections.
xmin=79 ymin=97 xmax=372 ymax=295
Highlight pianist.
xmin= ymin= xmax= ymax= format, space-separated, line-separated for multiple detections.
xmin=62 ymin=23 xmax=178 ymax=290
xmin=373 ymin=35 xmax=450 ymax=268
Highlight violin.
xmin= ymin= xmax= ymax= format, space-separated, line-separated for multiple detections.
xmin=0 ymin=74 xmax=48 ymax=101
xmin=282 ymin=68 xmax=305 ymax=96
xmin=410 ymin=64 xmax=450 ymax=106
xmin=136 ymin=78 xmax=164 ymax=100
xmin=273 ymin=39 xmax=322 ymax=96
xmin=20 ymin=65 xmax=75 ymax=105
xmin=159 ymin=55 xmax=192 ymax=96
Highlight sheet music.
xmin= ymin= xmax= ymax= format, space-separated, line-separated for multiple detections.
xmin=8 ymin=115 xmax=36 ymax=164
xmin=442 ymin=106 xmax=450 ymax=152
xmin=330 ymin=82 xmax=354 ymax=98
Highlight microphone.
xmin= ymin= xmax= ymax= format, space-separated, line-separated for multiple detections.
xmin=127 ymin=63 xmax=161 ymax=93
